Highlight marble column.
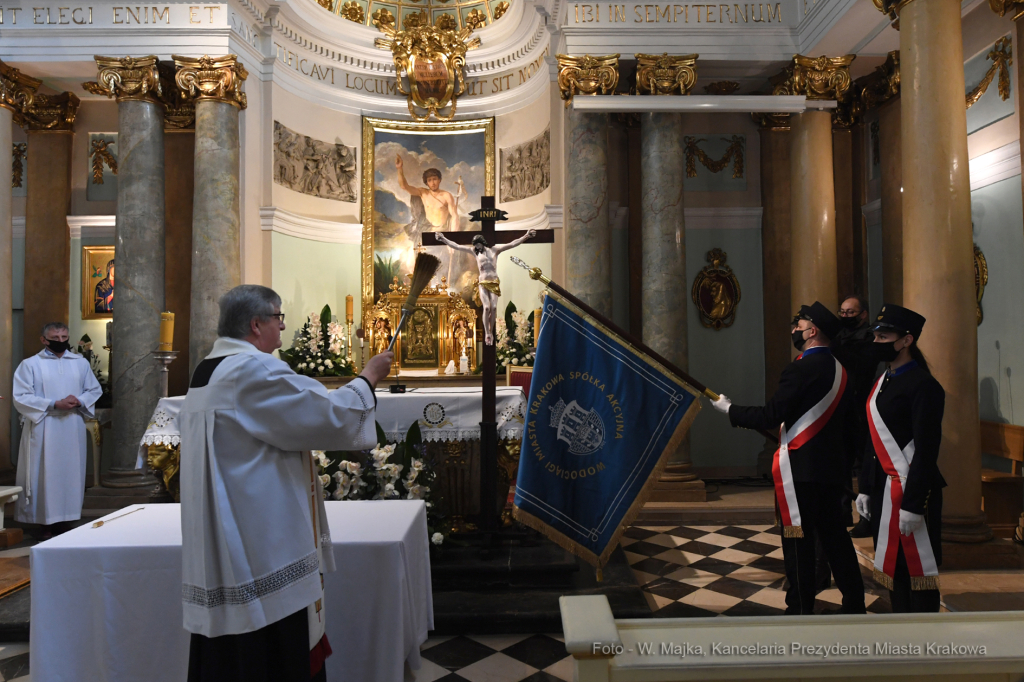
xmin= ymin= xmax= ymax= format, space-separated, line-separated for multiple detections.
xmin=173 ymin=55 xmax=246 ymax=373
xmin=789 ymin=109 xmax=838 ymax=313
xmin=832 ymin=129 xmax=854 ymax=301
xmin=878 ymin=97 xmax=903 ymax=306
xmin=565 ymin=107 xmax=611 ymax=317
xmin=0 ymin=62 xmax=40 ymax=478
xmin=164 ymin=129 xmax=195 ymax=397
xmin=22 ymin=93 xmax=78 ymax=365
xmin=85 ymin=57 xmax=167 ymax=482
xmin=640 ymin=112 xmax=704 ymax=500
xmin=898 ymin=0 xmax=990 ymax=545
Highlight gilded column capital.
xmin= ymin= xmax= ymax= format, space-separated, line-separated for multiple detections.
xmin=22 ymin=92 xmax=80 ymax=132
xmin=0 ymin=61 xmax=42 ymax=121
xmin=773 ymin=54 xmax=855 ymax=101
xmin=171 ymin=55 xmax=248 ymax=110
xmin=988 ymin=0 xmax=1024 ymax=20
xmin=158 ymin=61 xmax=195 ymax=130
xmin=635 ymin=53 xmax=698 ymax=95
xmin=751 ymin=112 xmax=790 ymax=131
xmin=83 ymin=56 xmax=163 ymax=103
xmin=556 ymin=54 xmax=619 ymax=107
xmin=860 ymin=50 xmax=900 ymax=110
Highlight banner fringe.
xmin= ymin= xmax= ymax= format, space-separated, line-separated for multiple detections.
xmin=873 ymin=568 xmax=894 ymax=591
xmin=783 ymin=525 xmax=804 ymax=539
xmin=910 ymin=574 xmax=940 ymax=591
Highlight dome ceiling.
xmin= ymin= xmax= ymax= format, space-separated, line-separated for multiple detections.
xmin=318 ymin=0 xmax=510 ymax=32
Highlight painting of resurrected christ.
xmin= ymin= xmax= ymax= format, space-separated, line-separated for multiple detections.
xmin=363 ymin=118 xmax=494 ymax=306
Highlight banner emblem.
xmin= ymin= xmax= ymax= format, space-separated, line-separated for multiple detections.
xmin=550 ymin=398 xmax=605 ymax=455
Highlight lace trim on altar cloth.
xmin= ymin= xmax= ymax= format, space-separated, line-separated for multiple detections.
xmin=385 ymin=428 xmax=524 ymax=443
xmin=182 ymin=551 xmax=320 ymax=609
xmin=141 ymin=434 xmax=181 ymax=447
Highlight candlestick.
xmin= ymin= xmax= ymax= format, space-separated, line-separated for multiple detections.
xmin=534 ymin=307 xmax=542 ymax=347
xmin=345 ymin=295 xmax=354 ymax=323
xmin=346 ymin=322 xmax=353 ymax=362
xmin=159 ymin=312 xmax=174 ymax=352
xmin=460 ymin=353 xmax=469 ymax=374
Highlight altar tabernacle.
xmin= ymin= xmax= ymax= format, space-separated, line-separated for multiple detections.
xmin=179 ymin=285 xmax=394 ymax=682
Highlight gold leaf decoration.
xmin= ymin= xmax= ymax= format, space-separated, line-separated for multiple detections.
xmin=316 ymin=0 xmax=334 ymax=11
xmin=11 ymin=143 xmax=26 ymax=189
xmin=90 ymin=139 xmax=118 ymax=184
xmin=465 ymin=8 xmax=486 ymax=28
xmin=493 ymin=1 xmax=509 ymax=18
xmin=684 ymin=136 xmax=744 ymax=179
xmin=435 ymin=13 xmax=458 ymax=29
xmin=966 ymin=36 xmax=1012 ymax=110
xmin=372 ymin=6 xmax=396 ymax=29
xmin=341 ymin=0 xmax=365 ymax=21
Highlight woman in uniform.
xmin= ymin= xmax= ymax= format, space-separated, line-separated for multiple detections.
xmin=857 ymin=304 xmax=946 ymax=612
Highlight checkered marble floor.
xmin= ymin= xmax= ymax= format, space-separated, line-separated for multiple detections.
xmin=0 ymin=643 xmax=29 ymax=681
xmin=414 ymin=634 xmax=573 ymax=682
xmin=623 ymin=524 xmax=892 ymax=617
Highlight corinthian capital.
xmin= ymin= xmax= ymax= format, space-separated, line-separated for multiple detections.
xmin=172 ymin=55 xmax=248 ymax=110
xmin=0 ymin=60 xmax=42 ymax=122
xmin=861 ymin=51 xmax=900 ymax=110
xmin=635 ymin=53 xmax=698 ymax=95
xmin=22 ymin=92 xmax=80 ymax=132
xmin=773 ymin=54 xmax=855 ymax=101
xmin=556 ymin=54 xmax=619 ymax=107
xmin=989 ymin=0 xmax=1024 ymax=19
xmin=83 ymin=56 xmax=163 ymax=103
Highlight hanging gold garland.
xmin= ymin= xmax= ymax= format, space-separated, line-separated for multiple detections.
xmin=966 ymin=36 xmax=1012 ymax=110
xmin=684 ymin=135 xmax=744 ymax=180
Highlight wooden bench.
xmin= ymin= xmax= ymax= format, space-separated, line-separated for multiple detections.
xmin=980 ymin=420 xmax=1024 ymax=538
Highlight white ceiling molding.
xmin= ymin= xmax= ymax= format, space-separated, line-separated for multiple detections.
xmin=572 ymin=95 xmax=824 ymax=113
xmin=12 ymin=218 xmax=25 ymax=240
xmin=260 ymin=206 xmax=363 ymax=244
xmin=685 ymin=207 xmax=762 ymax=230
xmin=862 ymin=199 xmax=882 ymax=226
xmin=969 ymin=140 xmax=1021 ymax=192
xmin=497 ymin=205 xmax=564 ymax=232
xmin=545 ymin=204 xmax=564 ymax=229
xmin=67 ymin=215 xmax=116 ymax=240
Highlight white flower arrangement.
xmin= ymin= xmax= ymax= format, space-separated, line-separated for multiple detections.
xmin=494 ymin=302 xmax=535 ymax=373
xmin=280 ymin=303 xmax=355 ymax=378
xmin=431 ymin=532 xmax=444 ymax=545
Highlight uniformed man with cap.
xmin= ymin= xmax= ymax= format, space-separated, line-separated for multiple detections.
xmin=859 ymin=303 xmax=945 ymax=613
xmin=712 ymin=301 xmax=866 ymax=615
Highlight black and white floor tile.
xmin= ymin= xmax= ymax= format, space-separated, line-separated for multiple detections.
xmin=414 ymin=634 xmax=573 ymax=682
xmin=0 ymin=644 xmax=29 ymax=682
xmin=622 ymin=524 xmax=892 ymax=617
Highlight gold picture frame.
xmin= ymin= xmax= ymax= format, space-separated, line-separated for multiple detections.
xmin=82 ymin=245 xmax=115 ymax=320
xmin=361 ymin=116 xmax=494 ymax=336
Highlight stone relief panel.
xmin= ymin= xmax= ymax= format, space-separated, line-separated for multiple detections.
xmin=273 ymin=121 xmax=357 ymax=202
xmin=499 ymin=128 xmax=550 ymax=203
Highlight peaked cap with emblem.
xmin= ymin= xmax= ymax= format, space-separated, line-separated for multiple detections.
xmin=872 ymin=303 xmax=925 ymax=339
xmin=797 ymin=301 xmax=842 ymax=339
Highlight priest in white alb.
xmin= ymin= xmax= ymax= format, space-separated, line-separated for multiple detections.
xmin=12 ymin=322 xmax=103 ymax=533
xmin=180 ymin=285 xmax=393 ymax=682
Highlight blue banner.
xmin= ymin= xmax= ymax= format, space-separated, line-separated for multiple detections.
xmin=513 ymin=290 xmax=701 ymax=568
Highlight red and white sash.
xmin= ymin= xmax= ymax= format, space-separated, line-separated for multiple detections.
xmin=866 ymin=376 xmax=939 ymax=591
xmin=772 ymin=354 xmax=847 ymax=538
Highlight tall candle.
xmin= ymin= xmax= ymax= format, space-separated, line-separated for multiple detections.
xmin=345 ymin=295 xmax=354 ymax=323
xmin=159 ymin=312 xmax=175 ymax=351
xmin=534 ymin=308 xmax=542 ymax=347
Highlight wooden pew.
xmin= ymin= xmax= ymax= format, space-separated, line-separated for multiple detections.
xmin=980 ymin=420 xmax=1024 ymax=539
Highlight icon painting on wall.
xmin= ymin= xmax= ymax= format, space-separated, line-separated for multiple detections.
xmin=692 ymin=248 xmax=741 ymax=330
xmin=82 ymin=245 xmax=115 ymax=320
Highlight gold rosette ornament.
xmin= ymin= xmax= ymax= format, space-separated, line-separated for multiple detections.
xmin=556 ymin=54 xmax=620 ymax=107
xmin=374 ymin=11 xmax=480 ymax=121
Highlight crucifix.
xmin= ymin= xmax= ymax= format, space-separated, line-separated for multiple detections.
xmin=422 ymin=196 xmax=554 ymax=534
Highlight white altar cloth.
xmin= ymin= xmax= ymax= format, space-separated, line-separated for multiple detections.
xmin=31 ymin=501 xmax=433 ymax=682
xmin=136 ymin=386 xmax=527 ymax=451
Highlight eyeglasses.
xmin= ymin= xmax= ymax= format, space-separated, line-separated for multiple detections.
xmin=268 ymin=313 xmax=285 ymax=323
xmin=837 ymin=309 xmax=862 ymax=317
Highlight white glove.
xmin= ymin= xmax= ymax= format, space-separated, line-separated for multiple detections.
xmin=855 ymin=494 xmax=871 ymax=521
xmin=711 ymin=394 xmax=732 ymax=414
xmin=898 ymin=509 xmax=924 ymax=536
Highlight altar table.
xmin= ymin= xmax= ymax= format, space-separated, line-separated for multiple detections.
xmin=31 ymin=501 xmax=433 ymax=682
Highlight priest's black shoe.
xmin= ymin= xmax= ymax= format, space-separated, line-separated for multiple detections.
xmin=849 ymin=518 xmax=872 ymax=538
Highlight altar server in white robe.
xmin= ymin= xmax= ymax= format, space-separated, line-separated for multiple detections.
xmin=181 ymin=285 xmax=394 ymax=682
xmin=12 ymin=322 xmax=102 ymax=530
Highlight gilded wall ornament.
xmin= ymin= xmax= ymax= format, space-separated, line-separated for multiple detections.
xmin=692 ymin=248 xmax=741 ymax=330
xmin=556 ymin=54 xmax=620 ymax=106
xmin=82 ymin=56 xmax=162 ymax=103
xmin=11 ymin=143 xmax=26 ymax=189
xmin=773 ymin=54 xmax=855 ymax=101
xmin=499 ymin=128 xmax=550 ymax=202
xmin=704 ymin=81 xmax=739 ymax=95
xmin=0 ymin=60 xmax=41 ymax=123
xmin=975 ymin=244 xmax=988 ymax=326
xmin=341 ymin=1 xmax=365 ymax=22
xmin=158 ymin=61 xmax=196 ymax=129
xmin=435 ymin=13 xmax=457 ymax=29
xmin=373 ymin=12 xmax=480 ymax=121
xmin=273 ymin=121 xmax=357 ymax=202
xmin=831 ymin=90 xmax=861 ymax=129
xmin=966 ymin=37 xmax=1012 ymax=110
xmin=316 ymin=0 xmax=334 ymax=10
xmin=684 ymin=136 xmax=744 ymax=179
xmin=465 ymin=8 xmax=486 ymax=28
xmin=751 ymin=112 xmax=790 ymax=131
xmin=172 ymin=54 xmax=248 ymax=109
xmin=22 ymin=92 xmax=80 ymax=131
xmin=635 ymin=53 xmax=697 ymax=95
xmin=860 ymin=51 xmax=900 ymax=110
xmin=989 ymin=0 xmax=1024 ymax=20
xmin=90 ymin=139 xmax=118 ymax=184
xmin=372 ymin=7 xmax=396 ymax=29
xmin=494 ymin=1 xmax=509 ymax=18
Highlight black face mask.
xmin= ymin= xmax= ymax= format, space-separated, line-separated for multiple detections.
xmin=839 ymin=316 xmax=860 ymax=330
xmin=46 ymin=339 xmax=71 ymax=354
xmin=871 ymin=341 xmax=901 ymax=363
xmin=792 ymin=329 xmax=808 ymax=352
